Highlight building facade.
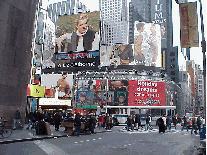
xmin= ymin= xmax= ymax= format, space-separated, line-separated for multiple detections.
xmin=0 ymin=0 xmax=38 ymax=127
xmin=100 ymin=0 xmax=129 ymax=45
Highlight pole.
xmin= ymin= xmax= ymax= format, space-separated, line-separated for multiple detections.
xmin=199 ymin=0 xmax=206 ymax=124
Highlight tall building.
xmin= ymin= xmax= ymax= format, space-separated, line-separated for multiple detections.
xmin=100 ymin=0 xmax=129 ymax=45
xmin=0 ymin=0 xmax=38 ymax=126
xmin=179 ymin=71 xmax=192 ymax=116
xmin=47 ymin=0 xmax=87 ymax=30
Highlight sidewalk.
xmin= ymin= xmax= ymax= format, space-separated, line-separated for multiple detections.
xmin=0 ymin=124 xmax=111 ymax=145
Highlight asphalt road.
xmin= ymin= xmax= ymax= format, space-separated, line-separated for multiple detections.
xmin=0 ymin=125 xmax=201 ymax=155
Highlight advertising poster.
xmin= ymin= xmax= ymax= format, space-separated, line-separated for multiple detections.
xmin=77 ymin=91 xmax=91 ymax=106
xmin=91 ymin=91 xmax=107 ymax=106
xmin=95 ymin=80 xmax=107 ymax=91
xmin=151 ymin=0 xmax=167 ymax=49
xmin=134 ymin=21 xmax=161 ymax=67
xmin=114 ymin=91 xmax=128 ymax=106
xmin=77 ymin=80 xmax=107 ymax=91
xmin=108 ymin=80 xmax=128 ymax=92
xmin=77 ymin=80 xmax=96 ymax=91
xmin=100 ymin=44 xmax=134 ymax=67
xmin=180 ymin=2 xmax=199 ymax=48
xmin=128 ymin=80 xmax=165 ymax=106
xmin=41 ymin=74 xmax=73 ymax=98
xmin=55 ymin=51 xmax=100 ymax=70
xmin=56 ymin=12 xmax=100 ymax=52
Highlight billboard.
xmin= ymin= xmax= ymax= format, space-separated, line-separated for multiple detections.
xmin=100 ymin=45 xmax=134 ymax=67
xmin=56 ymin=12 xmax=100 ymax=52
xmin=134 ymin=21 xmax=161 ymax=67
xmin=77 ymin=80 xmax=107 ymax=91
xmin=55 ymin=51 xmax=100 ymax=70
xmin=179 ymin=2 xmax=199 ymax=48
xmin=41 ymin=74 xmax=73 ymax=98
xmin=128 ymin=80 xmax=165 ymax=106
xmin=30 ymin=85 xmax=45 ymax=98
xmin=151 ymin=0 xmax=167 ymax=48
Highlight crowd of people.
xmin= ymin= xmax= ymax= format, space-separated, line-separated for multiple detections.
xmin=25 ymin=109 xmax=115 ymax=136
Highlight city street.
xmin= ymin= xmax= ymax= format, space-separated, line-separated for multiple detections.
xmin=0 ymin=125 xmax=201 ymax=155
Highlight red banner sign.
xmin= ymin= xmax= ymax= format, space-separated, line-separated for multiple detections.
xmin=128 ymin=80 xmax=165 ymax=106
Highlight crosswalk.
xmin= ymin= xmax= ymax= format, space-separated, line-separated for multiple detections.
xmin=118 ymin=127 xmax=200 ymax=136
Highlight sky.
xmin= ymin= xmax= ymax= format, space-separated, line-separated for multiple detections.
xmin=42 ymin=0 xmax=206 ymax=70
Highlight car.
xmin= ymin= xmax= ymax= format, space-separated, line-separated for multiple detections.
xmin=181 ymin=117 xmax=199 ymax=129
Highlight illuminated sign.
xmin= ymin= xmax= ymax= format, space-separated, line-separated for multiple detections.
xmin=39 ymin=98 xmax=71 ymax=106
xmin=30 ymin=85 xmax=45 ymax=97
xmin=55 ymin=51 xmax=100 ymax=70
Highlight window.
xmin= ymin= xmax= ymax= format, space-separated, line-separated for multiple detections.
xmin=170 ymin=71 xmax=175 ymax=75
xmin=170 ymin=64 xmax=175 ymax=69
xmin=170 ymin=58 xmax=175 ymax=62
xmin=170 ymin=52 xmax=175 ymax=56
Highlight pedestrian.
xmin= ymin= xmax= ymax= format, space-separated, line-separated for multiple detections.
xmin=89 ymin=114 xmax=96 ymax=134
xmin=127 ymin=116 xmax=134 ymax=131
xmin=145 ymin=114 xmax=149 ymax=131
xmin=26 ymin=110 xmax=35 ymax=129
xmin=197 ymin=116 xmax=201 ymax=133
xmin=158 ymin=116 xmax=165 ymax=133
xmin=105 ymin=114 xmax=110 ymax=130
xmin=138 ymin=114 xmax=142 ymax=129
xmin=134 ymin=114 xmax=139 ymax=130
xmin=13 ymin=108 xmax=22 ymax=130
xmin=166 ymin=115 xmax=171 ymax=130
xmin=44 ymin=111 xmax=50 ymax=123
xmin=162 ymin=115 xmax=166 ymax=130
xmin=53 ymin=111 xmax=62 ymax=131
xmin=181 ymin=115 xmax=188 ymax=131
xmin=172 ymin=116 xmax=177 ymax=129
xmin=72 ymin=113 xmax=81 ymax=136
xmin=149 ymin=114 xmax=153 ymax=130
xmin=191 ymin=115 xmax=197 ymax=134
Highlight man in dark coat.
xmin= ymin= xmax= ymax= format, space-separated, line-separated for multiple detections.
xmin=166 ymin=115 xmax=171 ymax=130
xmin=158 ymin=116 xmax=165 ymax=133
xmin=197 ymin=116 xmax=201 ymax=133
xmin=26 ymin=111 xmax=35 ymax=129
xmin=172 ymin=116 xmax=177 ymax=129
xmin=54 ymin=111 xmax=62 ymax=131
xmin=127 ymin=116 xmax=134 ymax=131
xmin=181 ymin=115 xmax=188 ymax=131
xmin=72 ymin=113 xmax=81 ymax=136
xmin=145 ymin=114 xmax=150 ymax=131
xmin=13 ymin=108 xmax=23 ymax=130
xmin=191 ymin=116 xmax=197 ymax=134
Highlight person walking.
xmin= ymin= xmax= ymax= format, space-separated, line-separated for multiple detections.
xmin=72 ymin=113 xmax=81 ymax=136
xmin=145 ymin=114 xmax=149 ymax=131
xmin=191 ymin=115 xmax=197 ymax=134
xmin=149 ymin=114 xmax=153 ymax=130
xmin=13 ymin=108 xmax=23 ymax=130
xmin=166 ymin=115 xmax=171 ymax=130
xmin=158 ymin=116 xmax=165 ymax=133
xmin=26 ymin=110 xmax=35 ymax=129
xmin=134 ymin=114 xmax=139 ymax=130
xmin=172 ymin=116 xmax=177 ymax=129
xmin=181 ymin=115 xmax=188 ymax=131
xmin=54 ymin=111 xmax=62 ymax=131
xmin=197 ymin=116 xmax=201 ymax=133
xmin=44 ymin=111 xmax=50 ymax=123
